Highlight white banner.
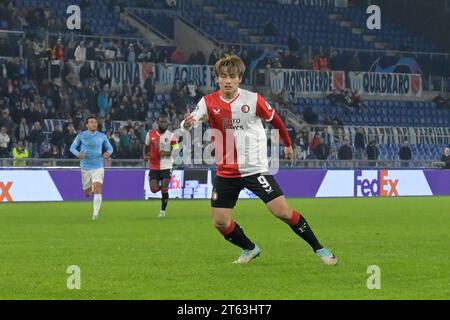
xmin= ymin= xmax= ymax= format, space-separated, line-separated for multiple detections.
xmin=0 ymin=171 xmax=63 ymax=202
xmin=87 ymin=61 xmax=155 ymax=89
xmin=269 ymin=69 xmax=345 ymax=96
xmin=316 ymin=170 xmax=432 ymax=198
xmin=349 ymin=72 xmax=422 ymax=97
xmin=157 ymin=64 xmax=218 ymax=90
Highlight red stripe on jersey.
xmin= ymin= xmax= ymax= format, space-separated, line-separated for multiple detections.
xmin=256 ymin=93 xmax=275 ymax=121
xmin=149 ymin=130 xmax=161 ymax=170
xmin=205 ymin=92 xmax=240 ymax=178
xmin=269 ymin=112 xmax=292 ymax=147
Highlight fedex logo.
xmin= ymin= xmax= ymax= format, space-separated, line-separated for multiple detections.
xmin=354 ymin=170 xmax=399 ymax=197
xmin=0 ymin=181 xmax=14 ymax=202
xmin=169 ymin=174 xmax=181 ymax=189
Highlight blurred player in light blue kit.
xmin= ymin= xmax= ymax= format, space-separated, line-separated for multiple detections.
xmin=70 ymin=116 xmax=113 ymax=220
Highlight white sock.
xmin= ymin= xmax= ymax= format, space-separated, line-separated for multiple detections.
xmin=93 ymin=194 xmax=102 ymax=216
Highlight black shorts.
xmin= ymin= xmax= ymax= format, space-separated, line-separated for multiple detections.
xmin=211 ymin=173 xmax=284 ymax=208
xmin=149 ymin=169 xmax=172 ymax=181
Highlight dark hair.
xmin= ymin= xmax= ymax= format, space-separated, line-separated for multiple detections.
xmin=159 ymin=113 xmax=169 ymax=119
xmin=85 ymin=116 xmax=97 ymax=124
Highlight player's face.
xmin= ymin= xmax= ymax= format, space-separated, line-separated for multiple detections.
xmin=158 ymin=118 xmax=168 ymax=131
xmin=87 ymin=119 xmax=97 ymax=132
xmin=217 ymin=70 xmax=242 ymax=98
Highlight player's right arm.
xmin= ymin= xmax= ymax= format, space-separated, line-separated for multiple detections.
xmin=180 ymin=97 xmax=208 ymax=131
xmin=70 ymin=133 xmax=84 ymax=159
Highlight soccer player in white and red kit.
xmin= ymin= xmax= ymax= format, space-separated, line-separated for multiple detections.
xmin=181 ymin=55 xmax=337 ymax=265
xmin=145 ymin=114 xmax=179 ymax=218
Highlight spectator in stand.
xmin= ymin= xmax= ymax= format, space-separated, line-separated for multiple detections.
xmin=338 ymin=139 xmax=353 ymax=160
xmin=343 ymin=90 xmax=353 ymax=107
xmin=208 ymin=48 xmax=220 ymax=65
xmin=326 ymin=90 xmax=340 ymax=105
xmin=79 ymin=62 xmax=94 ymax=87
xmin=51 ymin=124 xmax=64 ymax=151
xmin=15 ymin=117 xmax=30 ymax=141
xmin=197 ymin=50 xmax=207 ymax=65
xmin=171 ymin=47 xmax=185 ymax=64
xmin=170 ymin=81 xmax=188 ymax=114
xmin=309 ymin=132 xmax=321 ymax=156
xmin=440 ymin=147 xmax=450 ymax=169
xmin=29 ymin=121 xmax=45 ymax=158
xmin=354 ymin=127 xmax=366 ymax=160
xmin=315 ymin=137 xmax=330 ymax=160
xmin=349 ymin=91 xmax=363 ymax=112
xmin=366 ymin=140 xmax=379 ymax=167
xmin=317 ymin=52 xmax=329 ymax=71
xmin=329 ymin=50 xmax=340 ymax=70
xmin=334 ymin=115 xmax=345 ymax=126
xmin=86 ymin=40 xmax=96 ymax=60
xmin=52 ymin=38 xmax=64 ymax=77
xmin=127 ymin=43 xmax=136 ymax=63
xmin=0 ymin=126 xmax=10 ymax=157
xmin=118 ymin=127 xmax=131 ymax=159
xmin=74 ymin=41 xmax=86 ymax=62
xmin=13 ymin=140 xmax=29 ymax=166
xmin=97 ymin=89 xmax=111 ymax=117
xmin=323 ymin=113 xmax=334 ymax=126
xmin=0 ymin=108 xmax=13 ymax=134
xmin=310 ymin=55 xmax=319 ymax=71
xmin=263 ymin=19 xmax=277 ymax=36
xmin=63 ymin=123 xmax=77 ymax=158
xmin=399 ymin=140 xmax=412 ymax=167
xmin=433 ymin=93 xmax=449 ymax=109
xmin=287 ymin=32 xmax=300 ymax=52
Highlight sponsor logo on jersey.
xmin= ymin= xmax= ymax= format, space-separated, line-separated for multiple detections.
xmin=241 ymin=105 xmax=250 ymax=113
xmin=223 ymin=118 xmax=244 ymax=131
xmin=213 ymin=108 xmax=221 ymax=115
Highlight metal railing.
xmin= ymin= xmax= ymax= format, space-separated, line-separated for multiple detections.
xmin=0 ymin=158 xmax=446 ymax=169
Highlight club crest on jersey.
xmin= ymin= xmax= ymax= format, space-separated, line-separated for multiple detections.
xmin=241 ymin=105 xmax=250 ymax=113
xmin=213 ymin=108 xmax=221 ymax=115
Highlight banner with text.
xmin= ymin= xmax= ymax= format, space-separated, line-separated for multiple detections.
xmin=87 ymin=61 xmax=155 ymax=89
xmin=269 ymin=69 xmax=345 ymax=96
xmin=2 ymin=169 xmax=449 ymax=202
xmin=157 ymin=64 xmax=218 ymax=90
xmin=349 ymin=72 xmax=422 ymax=97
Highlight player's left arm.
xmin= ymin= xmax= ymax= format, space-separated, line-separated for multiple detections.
xmin=102 ymin=134 xmax=113 ymax=159
xmin=170 ymin=135 xmax=180 ymax=157
xmin=144 ymin=132 xmax=151 ymax=161
xmin=159 ymin=136 xmax=179 ymax=157
xmin=256 ymin=94 xmax=293 ymax=160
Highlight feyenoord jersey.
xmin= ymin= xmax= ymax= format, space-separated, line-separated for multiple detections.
xmin=188 ymin=88 xmax=275 ymax=178
xmin=146 ymin=129 xmax=177 ymax=170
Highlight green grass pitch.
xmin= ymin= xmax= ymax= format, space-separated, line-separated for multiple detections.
xmin=1 ymin=197 xmax=449 ymax=300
